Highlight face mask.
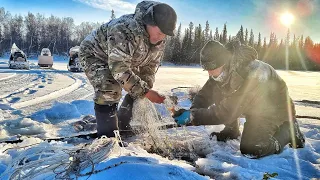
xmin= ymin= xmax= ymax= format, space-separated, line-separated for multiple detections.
xmin=210 ymin=71 xmax=225 ymax=82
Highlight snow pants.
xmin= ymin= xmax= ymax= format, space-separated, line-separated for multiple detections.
xmin=95 ymin=94 xmax=134 ymax=137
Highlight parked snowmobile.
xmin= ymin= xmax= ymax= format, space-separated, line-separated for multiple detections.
xmin=67 ymin=46 xmax=83 ymax=72
xmin=8 ymin=43 xmax=30 ymax=69
xmin=38 ymin=48 xmax=53 ymax=68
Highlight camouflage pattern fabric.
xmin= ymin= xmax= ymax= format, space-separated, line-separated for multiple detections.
xmin=79 ymin=1 xmax=165 ymax=105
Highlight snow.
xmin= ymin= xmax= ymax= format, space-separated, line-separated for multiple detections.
xmin=78 ymin=156 xmax=207 ymax=180
xmin=1 ymin=58 xmax=320 ymax=179
xmin=30 ymin=100 xmax=95 ymax=124
xmin=195 ymin=128 xmax=320 ymax=180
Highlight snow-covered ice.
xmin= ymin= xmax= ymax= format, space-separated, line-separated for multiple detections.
xmin=0 ymin=57 xmax=319 ymax=179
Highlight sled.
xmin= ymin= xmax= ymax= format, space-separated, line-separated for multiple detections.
xmin=38 ymin=48 xmax=53 ymax=68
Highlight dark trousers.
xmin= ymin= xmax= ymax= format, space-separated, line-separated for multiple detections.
xmin=95 ymin=94 xmax=134 ymax=137
xmin=209 ymin=117 xmax=304 ymax=158
xmin=240 ymin=119 xmax=304 ymax=158
xmin=94 ymin=103 xmax=118 ymax=137
xmin=117 ymin=94 xmax=134 ymax=130
xmin=239 ymin=119 xmax=281 ymax=158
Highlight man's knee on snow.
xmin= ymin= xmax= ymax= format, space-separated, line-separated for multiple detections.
xmin=240 ymin=142 xmax=266 ymax=158
xmin=240 ymin=138 xmax=281 ymax=159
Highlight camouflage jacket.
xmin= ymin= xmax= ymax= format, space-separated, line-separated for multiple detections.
xmin=80 ymin=1 xmax=165 ymax=99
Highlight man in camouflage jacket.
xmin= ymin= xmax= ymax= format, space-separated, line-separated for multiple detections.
xmin=173 ymin=40 xmax=305 ymax=158
xmin=79 ymin=1 xmax=177 ymax=137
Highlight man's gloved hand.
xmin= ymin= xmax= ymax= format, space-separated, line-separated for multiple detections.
xmin=172 ymin=109 xmax=191 ymax=125
xmin=145 ymin=89 xmax=166 ymax=104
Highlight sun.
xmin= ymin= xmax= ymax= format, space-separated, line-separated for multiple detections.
xmin=280 ymin=12 xmax=295 ymax=27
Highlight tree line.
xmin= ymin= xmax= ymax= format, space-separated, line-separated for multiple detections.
xmin=0 ymin=7 xmax=103 ymax=57
xmin=1 ymin=7 xmax=319 ymax=70
xmin=165 ymin=22 xmax=320 ymax=71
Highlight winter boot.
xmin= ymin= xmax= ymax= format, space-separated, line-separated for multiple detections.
xmin=73 ymin=115 xmax=97 ymax=132
xmin=117 ymin=94 xmax=136 ymax=136
xmin=273 ymin=120 xmax=305 ymax=150
xmin=211 ymin=119 xmax=241 ymax=142
xmin=94 ymin=103 xmax=118 ymax=137
xmin=289 ymin=119 xmax=305 ymax=148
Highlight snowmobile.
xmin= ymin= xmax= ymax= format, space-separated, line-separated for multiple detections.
xmin=67 ymin=46 xmax=83 ymax=72
xmin=8 ymin=43 xmax=30 ymax=70
xmin=38 ymin=48 xmax=53 ymax=68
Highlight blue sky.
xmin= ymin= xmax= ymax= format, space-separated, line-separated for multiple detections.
xmin=1 ymin=0 xmax=319 ymax=42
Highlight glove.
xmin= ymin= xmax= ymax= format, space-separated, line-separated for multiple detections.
xmin=173 ymin=109 xmax=191 ymax=125
xmin=145 ymin=89 xmax=166 ymax=104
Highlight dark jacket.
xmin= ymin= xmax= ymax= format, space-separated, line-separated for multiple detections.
xmin=191 ymin=60 xmax=295 ymax=128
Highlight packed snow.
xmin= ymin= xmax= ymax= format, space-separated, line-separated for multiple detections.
xmin=0 ymin=57 xmax=319 ymax=179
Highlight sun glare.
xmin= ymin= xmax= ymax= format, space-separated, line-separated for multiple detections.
xmin=280 ymin=12 xmax=295 ymax=27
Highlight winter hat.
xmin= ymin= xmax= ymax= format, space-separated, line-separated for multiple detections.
xmin=200 ymin=40 xmax=233 ymax=70
xmin=142 ymin=3 xmax=177 ymax=36
xmin=225 ymin=40 xmax=258 ymax=71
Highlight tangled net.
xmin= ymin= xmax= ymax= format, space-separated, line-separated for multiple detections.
xmin=131 ymin=98 xmax=201 ymax=161
xmin=1 ymin=136 xmax=118 ymax=180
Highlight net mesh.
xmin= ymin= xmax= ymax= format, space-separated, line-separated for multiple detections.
xmin=1 ymin=137 xmax=118 ymax=180
xmin=130 ymin=98 xmax=202 ymax=160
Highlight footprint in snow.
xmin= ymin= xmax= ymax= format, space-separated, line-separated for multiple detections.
xmin=8 ymin=97 xmax=21 ymax=103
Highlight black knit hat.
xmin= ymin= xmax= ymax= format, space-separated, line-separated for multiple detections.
xmin=200 ymin=40 xmax=233 ymax=70
xmin=142 ymin=3 xmax=177 ymax=36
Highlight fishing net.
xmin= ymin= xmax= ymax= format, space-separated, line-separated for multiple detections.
xmin=1 ymin=137 xmax=118 ymax=180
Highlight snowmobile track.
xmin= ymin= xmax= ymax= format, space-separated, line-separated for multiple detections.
xmin=0 ymin=73 xmax=17 ymax=82
xmin=12 ymin=77 xmax=82 ymax=109
xmin=18 ymin=73 xmax=93 ymax=115
xmin=0 ymin=74 xmax=39 ymax=98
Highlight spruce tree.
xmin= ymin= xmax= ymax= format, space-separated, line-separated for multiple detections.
xmin=222 ymin=23 xmax=227 ymax=44
xmin=209 ymin=30 xmax=213 ymax=40
xmin=204 ymin=20 xmax=210 ymax=42
xmin=249 ymin=29 xmax=254 ymax=47
xmin=110 ymin=10 xmax=116 ymax=20
xmin=236 ymin=25 xmax=244 ymax=43
xmin=244 ymin=28 xmax=248 ymax=45
xmin=214 ymin=27 xmax=219 ymax=41
xmin=172 ymin=23 xmax=182 ymax=63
